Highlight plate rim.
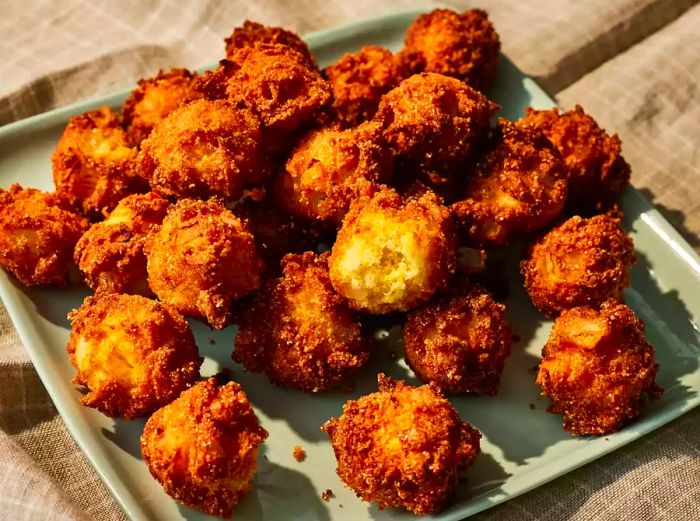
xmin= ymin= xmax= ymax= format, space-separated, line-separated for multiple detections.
xmin=1 ymin=7 xmax=700 ymax=521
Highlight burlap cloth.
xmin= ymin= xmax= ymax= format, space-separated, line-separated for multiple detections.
xmin=1 ymin=1 xmax=699 ymax=520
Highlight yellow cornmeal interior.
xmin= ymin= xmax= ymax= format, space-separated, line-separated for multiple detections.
xmin=337 ymin=212 xmax=427 ymax=306
xmin=84 ymin=128 xmax=133 ymax=163
xmin=74 ymin=311 xmax=145 ymax=390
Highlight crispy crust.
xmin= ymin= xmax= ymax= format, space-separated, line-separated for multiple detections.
xmin=536 ymin=303 xmax=662 ymax=435
xmin=328 ymin=187 xmax=457 ymax=314
xmin=234 ymin=190 xmax=328 ymax=278
xmin=399 ymin=8 xmax=500 ymax=92
xmin=52 ymin=107 xmax=143 ymax=218
xmin=0 ymin=184 xmax=88 ymax=286
xmin=519 ymin=105 xmax=631 ymax=213
xmin=66 ymin=293 xmax=202 ymax=419
xmin=144 ymin=198 xmax=264 ymax=329
xmin=141 ymin=378 xmax=268 ymax=517
xmin=121 ymin=68 xmax=202 ymax=147
xmin=233 ymin=252 xmax=369 ymax=392
xmin=374 ymin=72 xmax=493 ymax=192
xmin=521 ymin=214 xmax=636 ymax=316
xmin=74 ymin=192 xmax=170 ymax=295
xmin=273 ymin=121 xmax=393 ymax=225
xmin=404 ymin=282 xmax=512 ymax=394
xmin=224 ymin=20 xmax=315 ymax=66
xmin=451 ymin=119 xmax=568 ymax=246
xmin=324 ymin=45 xmax=407 ymax=126
xmin=196 ymin=46 xmax=331 ymax=152
xmin=322 ymin=374 xmax=481 ymax=514
xmin=138 ymin=98 xmax=271 ymax=201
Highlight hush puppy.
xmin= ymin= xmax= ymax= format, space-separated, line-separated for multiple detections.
xmin=141 ymin=378 xmax=267 ymax=517
xmin=374 ymin=72 xmax=493 ymax=192
xmin=328 ymin=187 xmax=456 ymax=314
xmin=322 ymin=374 xmax=481 ymax=514
xmin=196 ymin=45 xmax=331 ymax=152
xmin=74 ymin=192 xmax=170 ymax=295
xmin=521 ymin=213 xmax=636 ymax=316
xmin=399 ymin=8 xmax=500 ymax=92
xmin=404 ymin=282 xmax=512 ymax=394
xmin=324 ymin=45 xmax=407 ymax=126
xmin=145 ymin=198 xmax=264 ymax=329
xmin=536 ymin=303 xmax=662 ymax=435
xmin=451 ymin=119 xmax=568 ymax=246
xmin=274 ymin=121 xmax=393 ymax=226
xmin=121 ymin=68 xmax=202 ymax=147
xmin=519 ymin=105 xmax=631 ymax=213
xmin=233 ymin=252 xmax=369 ymax=392
xmin=52 ymin=107 xmax=143 ymax=218
xmin=0 ymin=184 xmax=88 ymax=286
xmin=224 ymin=20 xmax=314 ymax=66
xmin=66 ymin=293 xmax=201 ymax=419
xmin=138 ymin=99 xmax=271 ymax=201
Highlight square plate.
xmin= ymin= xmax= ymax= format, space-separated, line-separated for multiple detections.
xmin=1 ymin=8 xmax=700 ymax=521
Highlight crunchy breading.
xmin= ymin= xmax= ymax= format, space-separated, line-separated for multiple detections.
xmin=141 ymin=378 xmax=267 ymax=517
xmin=224 ymin=20 xmax=315 ymax=66
xmin=138 ymin=99 xmax=271 ymax=201
xmin=121 ymin=68 xmax=202 ymax=146
xmin=519 ymin=105 xmax=631 ymax=213
xmin=75 ymin=192 xmax=170 ymax=295
xmin=0 ymin=184 xmax=88 ymax=286
xmin=322 ymin=374 xmax=481 ymax=514
xmin=274 ymin=121 xmax=393 ymax=226
xmin=404 ymin=282 xmax=512 ymax=394
xmin=144 ymin=198 xmax=264 ymax=329
xmin=52 ymin=107 xmax=143 ymax=217
xmin=399 ymin=8 xmax=500 ymax=92
xmin=536 ymin=303 xmax=662 ymax=435
xmin=234 ymin=252 xmax=369 ymax=392
xmin=521 ymin=213 xmax=636 ymax=316
xmin=324 ymin=45 xmax=407 ymax=126
xmin=451 ymin=119 xmax=568 ymax=246
xmin=374 ymin=72 xmax=493 ymax=193
xmin=196 ymin=45 xmax=331 ymax=152
xmin=66 ymin=293 xmax=201 ymax=419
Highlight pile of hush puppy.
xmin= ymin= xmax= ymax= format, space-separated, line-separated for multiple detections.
xmin=0 ymin=8 xmax=663 ymax=518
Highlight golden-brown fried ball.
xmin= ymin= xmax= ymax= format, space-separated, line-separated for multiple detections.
xmin=324 ymin=45 xmax=407 ymax=126
xmin=141 ymin=377 xmax=267 ymax=518
xmin=0 ymin=184 xmax=88 ymax=286
xmin=521 ymin=214 xmax=636 ymax=317
xmin=519 ymin=105 xmax=631 ymax=214
xmin=224 ymin=20 xmax=314 ymax=66
xmin=52 ymin=107 xmax=143 ymax=218
xmin=234 ymin=190 xmax=327 ymax=278
xmin=404 ymin=282 xmax=512 ymax=394
xmin=374 ymin=72 xmax=494 ymax=192
xmin=451 ymin=119 xmax=568 ymax=246
xmin=74 ymin=192 xmax=170 ymax=295
xmin=328 ymin=187 xmax=456 ymax=314
xmin=399 ymin=9 xmax=500 ymax=93
xmin=196 ymin=45 xmax=331 ymax=152
xmin=233 ymin=252 xmax=369 ymax=392
xmin=66 ymin=293 xmax=201 ymax=419
xmin=121 ymin=68 xmax=202 ymax=147
xmin=144 ymin=198 xmax=264 ymax=329
xmin=138 ymin=99 xmax=271 ymax=201
xmin=273 ymin=121 xmax=393 ymax=226
xmin=322 ymin=374 xmax=481 ymax=514
xmin=536 ymin=303 xmax=662 ymax=435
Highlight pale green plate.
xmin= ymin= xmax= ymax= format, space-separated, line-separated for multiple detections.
xmin=1 ymin=8 xmax=699 ymax=521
